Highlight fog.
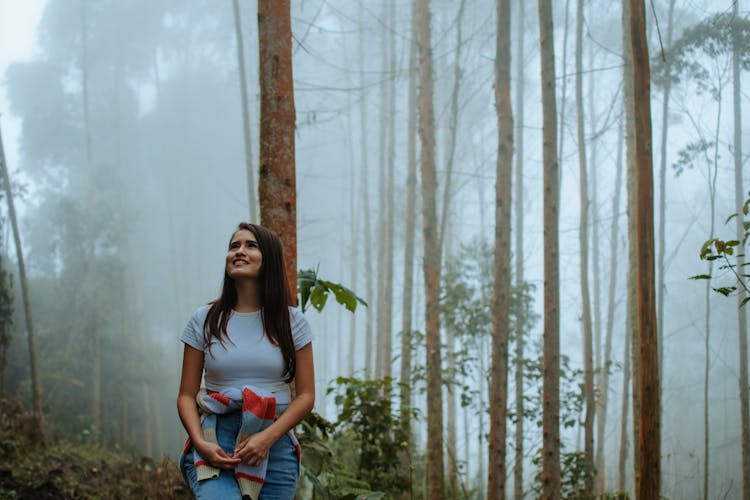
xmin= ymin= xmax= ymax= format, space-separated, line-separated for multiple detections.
xmin=0 ymin=0 xmax=747 ymax=497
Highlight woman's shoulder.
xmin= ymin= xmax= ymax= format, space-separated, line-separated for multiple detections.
xmin=191 ymin=303 xmax=213 ymax=320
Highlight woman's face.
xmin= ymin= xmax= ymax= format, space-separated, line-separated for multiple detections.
xmin=226 ymin=229 xmax=263 ymax=280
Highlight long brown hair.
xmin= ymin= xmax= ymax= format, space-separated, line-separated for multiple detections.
xmin=203 ymin=223 xmax=296 ymax=382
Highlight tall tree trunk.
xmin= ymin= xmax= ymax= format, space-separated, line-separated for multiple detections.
xmin=732 ymin=1 xmax=750 ymax=495
xmin=558 ymin=0 xmax=571 ymax=194
xmin=400 ymin=0 xmax=419 ymax=456
xmin=628 ymin=1 xmax=660 ymax=496
xmin=257 ymin=0 xmax=297 ymax=299
xmin=513 ymin=0 xmax=526 ymax=496
xmin=80 ymin=0 xmax=100 ymax=437
xmin=375 ymin=2 xmax=389 ymax=380
xmin=441 ymin=4 xmax=466 ymax=495
xmin=622 ymin=0 xmax=640 ymax=491
xmin=538 ymin=0 xmax=561 ymax=496
xmin=596 ymin=111 xmax=625 ymax=494
xmin=416 ymin=0 xmax=444 ymax=496
xmin=382 ymin=0 xmax=396 ymax=380
xmin=575 ymin=0 xmax=595 ymax=493
xmin=357 ymin=7 xmax=374 ymax=379
xmin=232 ymin=0 xmax=257 ymax=222
xmin=488 ymin=0 xmax=513 ymax=497
xmin=703 ymin=92 xmax=722 ymax=500
xmin=0 ymin=123 xmax=42 ymax=427
xmin=656 ymin=0 xmax=675 ymax=420
xmin=346 ymin=87 xmax=358 ymax=377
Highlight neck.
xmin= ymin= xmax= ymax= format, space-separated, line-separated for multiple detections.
xmin=234 ymin=279 xmax=261 ymax=312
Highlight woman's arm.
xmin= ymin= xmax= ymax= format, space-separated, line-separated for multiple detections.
xmin=177 ymin=344 xmax=239 ymax=469
xmin=233 ymin=342 xmax=315 ymax=465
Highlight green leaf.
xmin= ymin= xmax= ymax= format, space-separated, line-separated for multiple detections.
xmin=741 ymin=297 xmax=750 ymax=308
xmin=689 ymin=274 xmax=712 ymax=280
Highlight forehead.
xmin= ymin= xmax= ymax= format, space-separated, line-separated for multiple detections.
xmin=230 ymin=229 xmax=257 ymax=243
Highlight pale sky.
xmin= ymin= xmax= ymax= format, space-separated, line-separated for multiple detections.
xmin=0 ymin=0 xmax=46 ymax=170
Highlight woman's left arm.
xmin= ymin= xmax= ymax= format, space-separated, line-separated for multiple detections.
xmin=233 ymin=343 xmax=315 ymax=465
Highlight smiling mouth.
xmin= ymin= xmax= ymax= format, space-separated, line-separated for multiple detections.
xmin=233 ymin=259 xmax=249 ymax=265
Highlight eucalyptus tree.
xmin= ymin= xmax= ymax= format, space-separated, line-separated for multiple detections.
xmin=257 ymin=0 xmax=297 ymax=298
xmin=416 ymin=0 xmax=444 ymax=495
xmin=628 ymin=0 xmax=660 ymax=495
xmin=488 ymin=0 xmax=513 ymax=496
xmin=574 ymin=0 xmax=595 ymax=492
xmin=537 ymin=0 xmax=561 ymax=495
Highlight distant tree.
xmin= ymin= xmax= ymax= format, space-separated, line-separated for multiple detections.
xmin=574 ymin=0 xmax=595 ymax=493
xmin=0 ymin=124 xmax=40 ymax=427
xmin=257 ymin=0 xmax=297 ymax=300
xmin=231 ymin=0 xmax=257 ymax=222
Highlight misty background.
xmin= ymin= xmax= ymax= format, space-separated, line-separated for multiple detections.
xmin=0 ymin=0 xmax=746 ymax=497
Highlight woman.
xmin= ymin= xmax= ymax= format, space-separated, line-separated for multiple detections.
xmin=177 ymin=223 xmax=315 ymax=499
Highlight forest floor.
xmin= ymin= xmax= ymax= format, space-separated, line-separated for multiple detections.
xmin=0 ymin=398 xmax=190 ymax=499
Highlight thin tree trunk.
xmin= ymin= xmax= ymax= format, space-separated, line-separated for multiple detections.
xmin=513 ymin=0 xmax=526 ymax=496
xmin=0 ymin=123 xmax=42 ymax=426
xmin=416 ymin=0 xmax=444 ymax=495
xmin=618 ymin=312 xmax=632 ymax=492
xmin=382 ymin=0 xmax=396 ymax=380
xmin=441 ymin=4 xmax=466 ymax=495
xmin=400 ymin=0 xmax=419 ymax=455
xmin=375 ymin=2 xmax=388 ymax=380
xmin=232 ymin=0 xmax=257 ymax=222
xmin=257 ymin=0 xmax=297 ymax=299
xmin=538 ymin=0 xmax=561 ymax=496
xmin=732 ymin=1 xmax=750 ymax=495
xmin=629 ymin=1 xmax=660 ymax=496
xmin=656 ymin=0 xmax=675 ymax=422
xmin=703 ymin=91 xmax=722 ymax=500
xmin=575 ymin=0 xmax=595 ymax=492
xmin=558 ymin=0 xmax=571 ymax=194
xmin=346 ymin=86 xmax=358 ymax=377
xmin=80 ymin=0 xmax=101 ymax=437
xmin=358 ymin=7 xmax=374 ymax=379
xmin=622 ymin=0 xmax=640 ymax=491
xmin=596 ymin=111 xmax=625 ymax=494
xmin=488 ymin=0 xmax=513 ymax=497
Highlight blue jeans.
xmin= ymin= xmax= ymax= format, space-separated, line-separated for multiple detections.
xmin=180 ymin=406 xmax=299 ymax=499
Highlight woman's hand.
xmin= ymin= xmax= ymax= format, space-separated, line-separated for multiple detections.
xmin=233 ymin=432 xmax=274 ymax=466
xmin=194 ymin=439 xmax=240 ymax=470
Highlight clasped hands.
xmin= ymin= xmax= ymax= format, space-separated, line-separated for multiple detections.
xmin=196 ymin=432 xmax=273 ymax=470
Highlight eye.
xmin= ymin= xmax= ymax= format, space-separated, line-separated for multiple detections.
xmin=247 ymin=241 xmax=259 ymax=249
xmin=229 ymin=242 xmax=240 ymax=249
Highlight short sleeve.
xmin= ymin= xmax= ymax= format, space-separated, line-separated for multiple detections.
xmin=179 ymin=305 xmax=210 ymax=351
xmin=290 ymin=307 xmax=314 ymax=350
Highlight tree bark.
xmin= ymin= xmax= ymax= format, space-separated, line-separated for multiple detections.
xmin=0 ymin=123 xmax=42 ymax=427
xmin=575 ymin=0 xmax=595 ymax=493
xmin=618 ymin=310 xmax=632 ymax=492
xmin=257 ymin=0 xmax=297 ymax=300
xmin=488 ymin=0 xmax=513 ymax=497
xmin=537 ymin=0 xmax=561 ymax=496
xmin=416 ymin=0 xmax=444 ymax=496
xmin=732 ymin=1 xmax=750 ymax=495
xmin=622 ymin=0 xmax=639 ymax=491
xmin=232 ymin=0 xmax=257 ymax=222
xmin=513 ymin=0 xmax=526 ymax=496
xmin=628 ymin=1 xmax=660 ymax=496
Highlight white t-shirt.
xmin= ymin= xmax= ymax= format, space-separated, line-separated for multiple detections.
xmin=180 ymin=305 xmax=314 ymax=395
